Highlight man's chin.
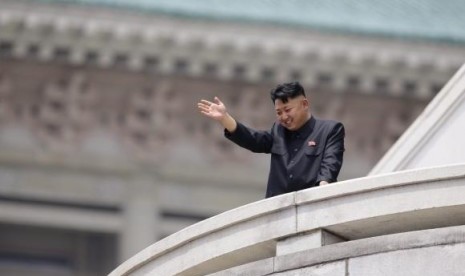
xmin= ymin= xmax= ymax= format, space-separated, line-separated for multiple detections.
xmin=282 ymin=124 xmax=296 ymax=131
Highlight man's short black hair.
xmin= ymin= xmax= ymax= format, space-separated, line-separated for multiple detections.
xmin=270 ymin=81 xmax=306 ymax=104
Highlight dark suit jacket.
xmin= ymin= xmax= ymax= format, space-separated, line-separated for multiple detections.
xmin=225 ymin=116 xmax=345 ymax=197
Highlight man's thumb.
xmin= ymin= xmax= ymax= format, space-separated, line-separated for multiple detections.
xmin=214 ymin=96 xmax=223 ymax=105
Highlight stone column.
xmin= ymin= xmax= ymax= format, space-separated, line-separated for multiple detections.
xmin=119 ymin=173 xmax=159 ymax=262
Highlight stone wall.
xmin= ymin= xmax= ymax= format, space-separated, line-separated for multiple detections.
xmin=0 ymin=59 xmax=429 ymax=179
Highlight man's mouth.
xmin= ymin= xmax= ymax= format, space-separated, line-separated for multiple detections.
xmin=282 ymin=119 xmax=292 ymax=127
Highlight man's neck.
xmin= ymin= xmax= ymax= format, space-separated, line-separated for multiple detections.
xmin=295 ymin=114 xmax=311 ymax=131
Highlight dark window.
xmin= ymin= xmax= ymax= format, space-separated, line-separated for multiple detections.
xmin=46 ymin=123 xmax=61 ymax=136
xmin=0 ymin=41 xmax=13 ymax=57
xmin=375 ymin=78 xmax=389 ymax=92
xmin=403 ymin=80 xmax=417 ymax=95
xmin=113 ymin=53 xmax=128 ymax=68
xmin=317 ymin=72 xmax=333 ymax=85
xmin=50 ymin=101 xmax=65 ymax=112
xmin=289 ymin=69 xmax=302 ymax=81
xmin=399 ymin=112 xmax=410 ymax=123
xmin=53 ymin=47 xmax=70 ymax=61
xmin=27 ymin=44 xmax=40 ymax=58
xmin=85 ymin=51 xmax=99 ymax=64
xmin=144 ymin=56 xmax=159 ymax=71
xmin=174 ymin=58 xmax=189 ymax=74
xmin=204 ymin=63 xmax=218 ymax=76
xmin=233 ymin=64 xmax=246 ymax=79
xmin=136 ymin=109 xmax=150 ymax=121
xmin=347 ymin=75 xmax=360 ymax=88
xmin=261 ymin=67 xmax=275 ymax=81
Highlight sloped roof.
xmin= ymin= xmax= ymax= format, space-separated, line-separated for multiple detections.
xmin=36 ymin=0 xmax=465 ymax=44
xmin=370 ymin=64 xmax=465 ymax=175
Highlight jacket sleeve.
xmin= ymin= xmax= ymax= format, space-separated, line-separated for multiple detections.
xmin=224 ymin=122 xmax=273 ymax=153
xmin=316 ymin=122 xmax=345 ymax=183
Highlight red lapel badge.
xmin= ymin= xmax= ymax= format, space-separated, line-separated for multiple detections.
xmin=308 ymin=140 xmax=317 ymax=147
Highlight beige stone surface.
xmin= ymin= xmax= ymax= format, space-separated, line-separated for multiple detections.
xmin=297 ymin=164 xmax=465 ymax=239
xmin=274 ymin=261 xmax=346 ymax=276
xmin=274 ymin=225 xmax=465 ymax=273
xmin=276 ymin=229 xmax=345 ymax=256
xmin=207 ymin=258 xmax=274 ymax=276
xmin=349 ymin=243 xmax=465 ymax=276
xmin=371 ymin=63 xmax=465 ymax=174
xmin=110 ymin=193 xmax=295 ymax=275
xmin=110 ymin=164 xmax=465 ymax=275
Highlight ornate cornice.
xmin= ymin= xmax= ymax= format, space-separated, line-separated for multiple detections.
xmin=0 ymin=0 xmax=464 ymax=99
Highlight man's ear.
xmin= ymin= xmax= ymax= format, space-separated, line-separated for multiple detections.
xmin=302 ymin=98 xmax=310 ymax=109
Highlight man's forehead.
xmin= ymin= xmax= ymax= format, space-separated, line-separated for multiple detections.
xmin=275 ymin=96 xmax=305 ymax=109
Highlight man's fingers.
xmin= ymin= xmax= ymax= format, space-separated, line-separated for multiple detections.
xmin=197 ymin=102 xmax=208 ymax=109
xmin=198 ymin=100 xmax=213 ymax=110
xmin=197 ymin=104 xmax=207 ymax=112
xmin=198 ymin=97 xmax=223 ymax=118
xmin=200 ymin=99 xmax=213 ymax=106
xmin=214 ymin=96 xmax=223 ymax=106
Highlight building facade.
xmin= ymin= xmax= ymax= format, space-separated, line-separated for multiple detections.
xmin=0 ymin=0 xmax=464 ymax=275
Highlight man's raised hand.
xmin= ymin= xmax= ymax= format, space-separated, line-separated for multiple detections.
xmin=197 ymin=96 xmax=237 ymax=132
xmin=198 ymin=96 xmax=227 ymax=121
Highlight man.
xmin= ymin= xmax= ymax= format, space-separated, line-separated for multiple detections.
xmin=198 ymin=81 xmax=344 ymax=198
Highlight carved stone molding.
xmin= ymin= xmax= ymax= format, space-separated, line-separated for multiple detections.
xmin=0 ymin=0 xmax=462 ymax=100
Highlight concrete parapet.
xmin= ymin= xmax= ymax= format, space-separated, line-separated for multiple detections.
xmin=110 ymin=163 xmax=465 ymax=275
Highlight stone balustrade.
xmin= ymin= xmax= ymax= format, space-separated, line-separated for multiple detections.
xmin=110 ymin=163 xmax=465 ymax=275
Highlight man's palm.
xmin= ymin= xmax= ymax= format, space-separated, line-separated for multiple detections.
xmin=207 ymin=102 xmax=226 ymax=119
xmin=198 ymin=97 xmax=227 ymax=121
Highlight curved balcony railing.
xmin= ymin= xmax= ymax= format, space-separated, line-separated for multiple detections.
xmin=110 ymin=163 xmax=465 ymax=275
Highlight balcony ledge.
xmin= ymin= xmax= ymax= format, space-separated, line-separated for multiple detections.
xmin=110 ymin=163 xmax=465 ymax=275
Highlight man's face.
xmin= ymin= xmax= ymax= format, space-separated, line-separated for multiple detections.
xmin=274 ymin=96 xmax=309 ymax=131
